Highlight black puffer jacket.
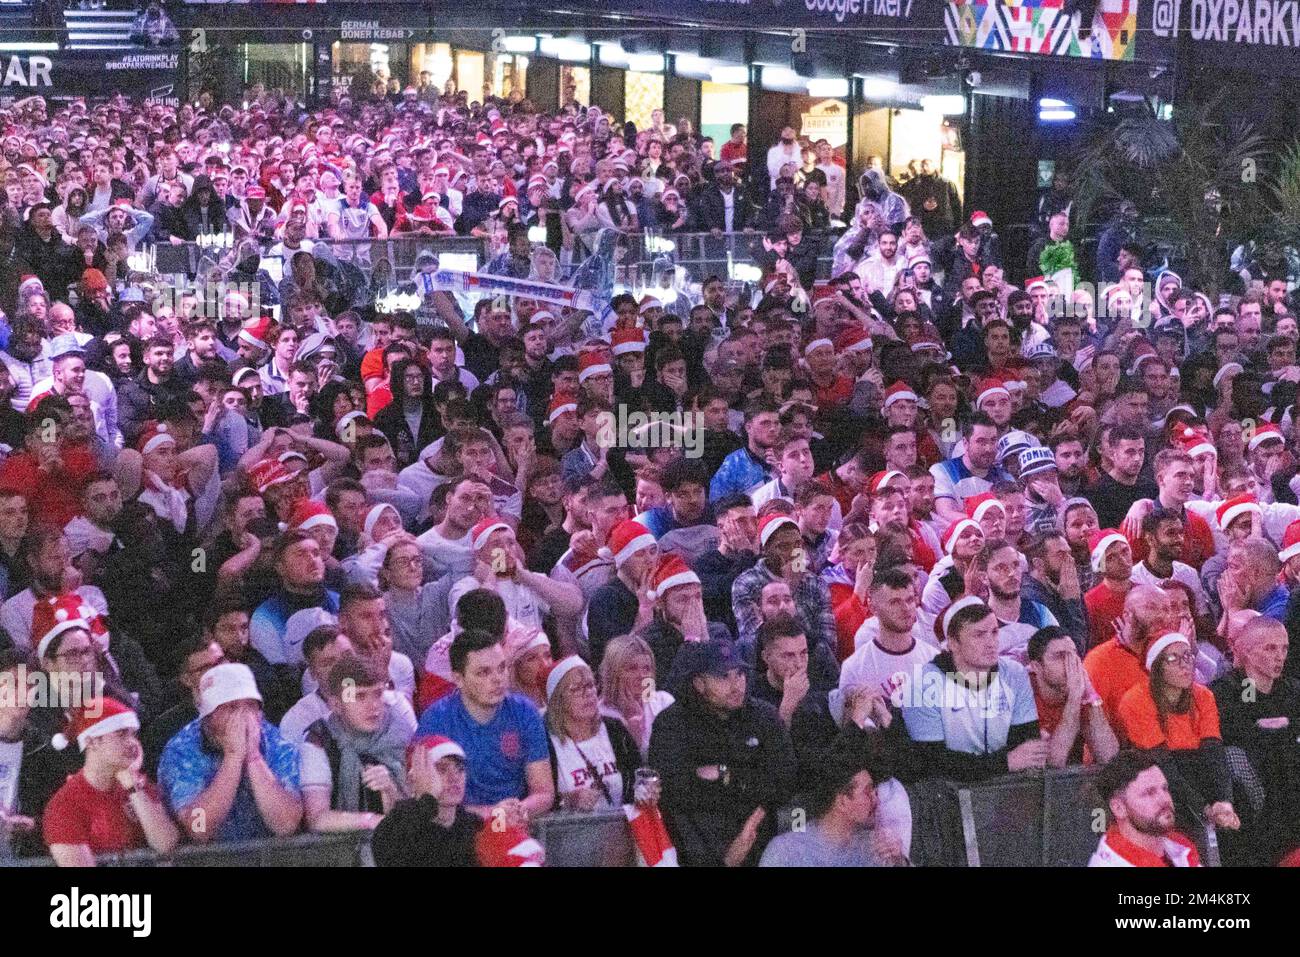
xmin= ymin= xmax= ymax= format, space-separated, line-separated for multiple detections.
xmin=648 ymin=691 xmax=797 ymax=866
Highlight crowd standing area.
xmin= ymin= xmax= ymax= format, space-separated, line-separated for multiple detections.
xmin=0 ymin=81 xmax=1295 ymax=871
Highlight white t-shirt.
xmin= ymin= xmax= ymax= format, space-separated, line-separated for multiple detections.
xmin=448 ymin=575 xmax=549 ymax=631
xmin=415 ymin=525 xmax=475 ymax=581
xmin=0 ymin=737 xmax=22 ymax=814
xmin=839 ymin=630 xmax=939 ymax=708
xmin=300 ymin=652 xmax=415 ymax=706
xmin=550 ymin=725 xmax=624 ymax=808
xmin=280 ymin=689 xmax=417 ymax=745
xmin=1131 ymin=561 xmax=1209 ymax=616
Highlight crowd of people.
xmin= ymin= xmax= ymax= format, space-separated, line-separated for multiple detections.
xmin=0 ymin=78 xmax=1299 ymax=870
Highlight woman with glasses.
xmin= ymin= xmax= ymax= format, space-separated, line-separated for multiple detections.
xmin=378 ymin=538 xmax=443 ymax=667
xmin=1116 ymin=631 xmax=1241 ymax=838
xmin=545 ymin=656 xmax=641 ymax=812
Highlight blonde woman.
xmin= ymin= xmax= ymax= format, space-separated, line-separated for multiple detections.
xmin=598 ymin=634 xmax=674 ymax=758
xmin=545 ymin=656 xmax=641 ymax=812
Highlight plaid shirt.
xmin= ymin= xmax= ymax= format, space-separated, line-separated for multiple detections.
xmin=731 ymin=558 xmax=838 ymax=654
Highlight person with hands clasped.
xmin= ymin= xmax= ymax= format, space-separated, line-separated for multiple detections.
xmin=1114 ymin=632 xmax=1241 ymax=836
xmin=158 ymin=662 xmax=303 ymax=844
xmin=43 ymin=697 xmax=180 ymax=865
xmin=449 ymin=516 xmax=584 ymax=635
xmin=545 ymin=656 xmax=640 ymax=812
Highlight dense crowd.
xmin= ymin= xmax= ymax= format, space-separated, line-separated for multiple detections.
xmin=0 ymin=80 xmax=1297 ymax=870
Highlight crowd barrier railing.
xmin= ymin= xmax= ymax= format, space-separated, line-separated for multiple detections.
xmin=4 ymin=808 xmax=635 ymax=868
xmin=956 ymin=766 xmax=1221 ymax=867
xmin=8 ymin=771 xmax=1214 ymax=867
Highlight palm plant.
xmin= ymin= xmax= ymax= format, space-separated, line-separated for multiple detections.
xmin=1070 ymin=94 xmax=1273 ymax=296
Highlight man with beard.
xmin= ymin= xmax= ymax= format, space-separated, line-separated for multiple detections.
xmin=1090 ymin=752 xmax=1200 ymax=866
xmin=710 ymin=398 xmax=781 ymax=501
xmin=117 ymin=335 xmax=185 ymax=446
xmin=1022 ymin=531 xmax=1088 ymax=654
xmin=978 ymin=538 xmax=1059 ymax=660
xmin=930 ymin=414 xmax=1010 ymax=522
xmin=1051 ymin=434 xmax=1089 ymax=498
xmin=0 ymin=317 xmax=52 ymax=412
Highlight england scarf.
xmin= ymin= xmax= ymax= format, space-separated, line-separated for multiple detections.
xmin=623 ymin=803 xmax=678 ymax=868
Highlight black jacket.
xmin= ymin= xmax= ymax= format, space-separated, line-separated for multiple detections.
xmin=648 ymin=692 xmax=797 ymax=866
xmin=374 ymin=397 xmax=440 ymax=469
xmin=371 ymin=795 xmax=481 ymax=866
xmin=12 ymin=723 xmax=82 ymax=857
xmin=691 ymin=186 xmax=755 ymax=232
xmin=117 ymin=371 xmax=189 ymax=446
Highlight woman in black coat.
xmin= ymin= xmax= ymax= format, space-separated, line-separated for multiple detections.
xmin=372 ymin=357 xmax=439 ymax=468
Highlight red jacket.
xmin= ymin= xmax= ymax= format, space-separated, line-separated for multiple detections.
xmin=0 ymin=444 xmax=97 ymax=527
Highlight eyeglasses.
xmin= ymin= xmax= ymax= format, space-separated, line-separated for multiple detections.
xmin=55 ymin=646 xmax=96 ymax=662
xmin=1162 ymin=651 xmax=1196 ymax=666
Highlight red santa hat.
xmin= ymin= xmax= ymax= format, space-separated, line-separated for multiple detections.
xmin=1216 ymin=494 xmax=1261 ymax=531
xmin=578 ymin=351 xmax=612 ymax=383
xmin=470 ymin=516 xmax=512 ymax=552
xmin=245 ymin=185 xmax=267 ymax=201
xmin=1088 ymin=528 xmax=1129 ymax=572
xmin=1025 ymin=276 xmax=1048 ymax=293
xmin=52 ymin=697 xmax=139 ymax=752
xmin=639 ymin=296 xmax=662 ymax=314
xmin=408 ymin=734 xmax=466 ymax=765
xmin=1144 ymin=632 xmax=1191 ymax=672
xmin=247 ymin=458 xmax=294 ymax=496
xmin=759 ymin=513 xmax=798 ymax=548
xmin=611 ymin=328 xmax=648 ymax=356
xmin=869 ymin=470 xmax=906 ymax=495
xmin=965 ymin=491 xmax=1006 ymax=525
xmin=1247 ymin=423 xmax=1285 ymax=451
xmin=882 ymin=382 xmax=918 ymax=409
xmin=941 ymin=518 xmax=981 ymax=555
xmin=33 ymin=592 xmax=100 ymax=660
xmin=136 ymin=421 xmax=176 ymax=455
xmin=648 ymin=554 xmax=700 ymax=601
xmin=970 ymin=210 xmax=992 ymax=228
xmin=475 ymin=821 xmax=545 ymax=867
xmin=1281 ymin=519 xmax=1300 ymax=563
xmin=289 ymin=498 xmax=338 ymax=533
xmin=547 ymin=392 xmax=578 ymax=425
xmin=834 ymin=327 xmax=873 ymax=354
xmin=1177 ymin=426 xmax=1216 ymax=459
xmin=238 ymin=316 xmax=273 ymax=351
xmin=803 ymin=338 xmax=834 ymax=357
xmin=598 ymin=519 xmax=657 ymax=566
xmin=974 ymin=377 xmax=1011 ymax=409
xmin=17 ymin=274 xmax=44 ymax=298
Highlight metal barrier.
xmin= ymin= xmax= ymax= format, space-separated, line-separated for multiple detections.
xmin=158 ymin=235 xmax=492 ymax=280
xmin=957 ymin=767 xmax=1221 ymax=867
xmin=5 ymin=809 xmax=635 ymax=868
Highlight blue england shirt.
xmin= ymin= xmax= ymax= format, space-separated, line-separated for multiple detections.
xmin=417 ymin=691 xmax=548 ymax=806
